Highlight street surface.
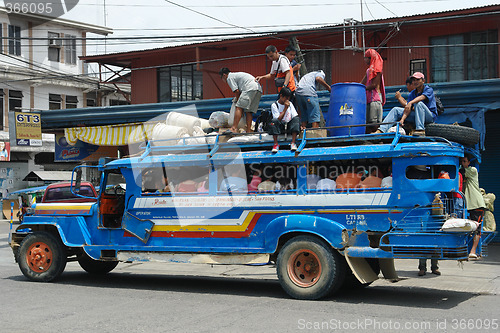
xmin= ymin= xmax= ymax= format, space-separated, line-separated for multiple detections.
xmin=1 ymin=220 xmax=498 ymax=333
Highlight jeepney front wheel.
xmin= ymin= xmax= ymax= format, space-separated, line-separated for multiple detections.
xmin=277 ymin=235 xmax=346 ymax=300
xmin=18 ymin=232 xmax=67 ymax=282
xmin=78 ymin=253 xmax=118 ymax=275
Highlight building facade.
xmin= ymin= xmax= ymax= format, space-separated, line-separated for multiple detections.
xmin=82 ymin=5 xmax=499 ymax=105
xmin=0 ymin=7 xmax=117 ymax=198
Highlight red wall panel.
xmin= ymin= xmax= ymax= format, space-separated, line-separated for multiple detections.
xmin=119 ymin=8 xmax=500 ymax=104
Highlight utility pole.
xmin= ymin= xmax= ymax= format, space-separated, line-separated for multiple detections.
xmin=289 ymin=37 xmax=307 ymax=78
xmin=360 ymin=0 xmax=365 ymax=52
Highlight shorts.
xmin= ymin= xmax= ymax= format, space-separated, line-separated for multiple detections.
xmin=236 ymin=90 xmax=262 ymax=114
xmin=267 ymin=116 xmax=300 ymax=135
xmin=366 ymin=101 xmax=383 ymax=124
xmin=469 ymin=208 xmax=485 ymax=235
xmin=296 ymin=94 xmax=321 ymax=123
xmin=453 ymin=197 xmax=464 ymax=218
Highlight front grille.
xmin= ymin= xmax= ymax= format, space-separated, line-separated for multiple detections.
xmin=391 ymin=246 xmax=468 ymax=259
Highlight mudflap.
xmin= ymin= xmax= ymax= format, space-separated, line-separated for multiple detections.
xmin=345 ymin=257 xmax=399 ymax=284
xmin=345 ymin=256 xmax=379 ymax=284
xmin=379 ymin=258 xmax=399 ymax=280
xmin=122 ymin=212 xmax=154 ymax=244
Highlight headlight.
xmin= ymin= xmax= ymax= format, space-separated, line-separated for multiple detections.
xmin=26 ymin=207 xmax=35 ymax=215
xmin=341 ymin=229 xmax=349 ymax=244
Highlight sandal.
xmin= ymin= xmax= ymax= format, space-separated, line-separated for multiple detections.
xmin=468 ymin=253 xmax=478 ymax=260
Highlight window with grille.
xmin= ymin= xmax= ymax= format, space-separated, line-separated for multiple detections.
xmin=410 ymin=59 xmax=427 ymax=78
xmin=65 ymin=35 xmax=77 ymax=65
xmin=66 ymin=95 xmax=78 ymax=109
xmin=430 ymin=30 xmax=498 ymax=82
xmin=158 ymin=65 xmax=203 ymax=102
xmin=8 ymin=90 xmax=23 ymax=112
xmin=8 ymin=25 xmax=21 ymax=56
xmin=49 ymin=94 xmax=62 ymax=110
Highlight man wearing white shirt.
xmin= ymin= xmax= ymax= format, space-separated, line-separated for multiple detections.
xmin=256 ymin=45 xmax=296 ymax=95
xmin=295 ymin=70 xmax=331 ymax=129
xmin=220 ymin=67 xmax=263 ymax=133
xmin=267 ymin=87 xmax=300 ymax=153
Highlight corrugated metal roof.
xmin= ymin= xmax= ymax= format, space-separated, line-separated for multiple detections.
xmin=82 ymin=4 xmax=500 ymax=61
xmin=23 ymin=171 xmax=73 ymax=182
xmin=40 ymin=79 xmax=500 ymax=130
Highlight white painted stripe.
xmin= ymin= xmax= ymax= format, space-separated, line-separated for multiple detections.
xmin=151 ymin=211 xmax=248 ymax=226
xmin=132 ymin=192 xmax=392 ymax=209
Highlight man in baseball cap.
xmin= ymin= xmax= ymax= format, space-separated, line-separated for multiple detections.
xmin=378 ymin=71 xmax=438 ymax=136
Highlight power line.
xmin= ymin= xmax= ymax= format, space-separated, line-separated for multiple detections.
xmin=164 ymin=0 xmax=256 ymax=34
xmin=1 ymin=41 xmax=498 ymax=85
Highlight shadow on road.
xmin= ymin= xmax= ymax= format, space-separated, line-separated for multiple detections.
xmin=7 ymin=270 xmax=479 ymax=309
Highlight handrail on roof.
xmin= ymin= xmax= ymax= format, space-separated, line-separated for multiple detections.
xmin=136 ymin=121 xmax=457 ymax=161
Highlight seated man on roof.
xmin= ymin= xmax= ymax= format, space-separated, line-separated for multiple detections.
xmin=377 ymin=72 xmax=437 ymax=136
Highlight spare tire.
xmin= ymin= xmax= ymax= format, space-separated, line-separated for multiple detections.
xmin=425 ymin=123 xmax=480 ymax=146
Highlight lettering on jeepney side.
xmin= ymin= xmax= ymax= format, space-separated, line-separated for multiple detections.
xmin=346 ymin=214 xmax=366 ymax=225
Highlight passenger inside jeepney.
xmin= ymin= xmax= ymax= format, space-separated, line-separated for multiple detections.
xmin=406 ymin=165 xmax=430 ymax=179
xmin=219 ymin=165 xmax=248 ymax=193
xmin=248 ymin=167 xmax=262 ymax=192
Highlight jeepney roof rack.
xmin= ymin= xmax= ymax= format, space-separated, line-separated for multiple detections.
xmin=138 ymin=122 xmax=455 ymax=160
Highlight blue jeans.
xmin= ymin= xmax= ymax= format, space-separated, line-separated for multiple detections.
xmin=295 ymin=94 xmax=321 ymax=123
xmin=419 ymin=259 xmax=438 ymax=271
xmin=380 ymin=102 xmax=435 ymax=132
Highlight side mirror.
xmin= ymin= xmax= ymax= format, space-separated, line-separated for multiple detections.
xmin=75 ymin=168 xmax=82 ymax=194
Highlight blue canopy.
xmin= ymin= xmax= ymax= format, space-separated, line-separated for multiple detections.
xmin=9 ymin=185 xmax=48 ymax=197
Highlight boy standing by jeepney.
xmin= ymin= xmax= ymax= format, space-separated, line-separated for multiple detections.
xmin=460 ymin=154 xmax=486 ymax=259
xmin=268 ymin=87 xmax=300 ymax=153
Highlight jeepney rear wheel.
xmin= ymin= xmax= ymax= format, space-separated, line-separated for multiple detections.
xmin=18 ymin=232 xmax=67 ymax=282
xmin=277 ymin=235 xmax=346 ymax=300
xmin=78 ymin=253 xmax=118 ymax=275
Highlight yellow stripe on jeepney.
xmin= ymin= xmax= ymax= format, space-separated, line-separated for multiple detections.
xmin=35 ymin=203 xmax=94 ymax=214
xmin=152 ymin=212 xmax=257 ymax=232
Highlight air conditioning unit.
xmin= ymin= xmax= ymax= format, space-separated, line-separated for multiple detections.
xmin=49 ymin=39 xmax=61 ymax=47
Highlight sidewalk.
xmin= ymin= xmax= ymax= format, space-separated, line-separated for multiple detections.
xmin=3 ymin=219 xmax=498 ymax=295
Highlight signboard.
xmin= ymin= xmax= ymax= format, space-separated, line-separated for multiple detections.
xmin=55 ymin=134 xmax=119 ymax=162
xmin=14 ymin=112 xmax=42 ymax=146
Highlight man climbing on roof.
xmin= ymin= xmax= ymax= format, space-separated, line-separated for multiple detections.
xmin=377 ymin=72 xmax=437 ymax=136
xmin=219 ymin=67 xmax=263 ymax=133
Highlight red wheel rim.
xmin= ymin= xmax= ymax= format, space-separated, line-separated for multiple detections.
xmin=26 ymin=242 xmax=53 ymax=273
xmin=287 ymin=249 xmax=322 ymax=287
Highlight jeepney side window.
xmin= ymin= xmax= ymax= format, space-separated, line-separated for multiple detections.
xmin=303 ymin=158 xmax=392 ymax=191
xmin=248 ymin=163 xmax=297 ymax=193
xmin=406 ymin=165 xmax=456 ymax=180
xmin=142 ymin=166 xmax=209 ymax=195
xmin=217 ymin=164 xmax=249 ymax=194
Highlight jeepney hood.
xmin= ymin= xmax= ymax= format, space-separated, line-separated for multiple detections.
xmin=32 ymin=202 xmax=96 ymax=216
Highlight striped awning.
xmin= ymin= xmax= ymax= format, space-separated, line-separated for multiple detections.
xmin=64 ymin=122 xmax=157 ymax=146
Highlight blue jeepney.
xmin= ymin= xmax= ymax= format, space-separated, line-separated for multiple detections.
xmin=9 ymin=128 xmax=495 ymax=299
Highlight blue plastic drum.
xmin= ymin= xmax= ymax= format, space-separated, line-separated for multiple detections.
xmin=327 ymin=83 xmax=367 ymax=136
